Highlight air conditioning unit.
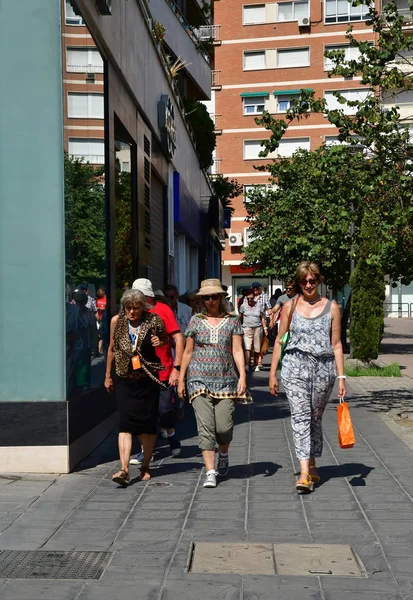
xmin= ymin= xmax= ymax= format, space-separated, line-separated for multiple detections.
xmin=228 ymin=232 xmax=243 ymax=247
xmin=298 ymin=16 xmax=310 ymax=27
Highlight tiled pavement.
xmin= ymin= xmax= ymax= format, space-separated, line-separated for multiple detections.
xmin=1 ymin=361 xmax=413 ymax=599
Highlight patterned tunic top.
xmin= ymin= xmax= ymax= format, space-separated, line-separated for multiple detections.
xmin=185 ymin=314 xmax=252 ymax=403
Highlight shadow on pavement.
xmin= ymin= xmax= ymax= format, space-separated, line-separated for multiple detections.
xmin=352 ymin=390 xmax=413 ymax=414
xmin=317 ymin=462 xmax=375 ymax=487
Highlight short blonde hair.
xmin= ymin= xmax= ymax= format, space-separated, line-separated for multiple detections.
xmin=295 ymin=261 xmax=324 ymax=284
xmin=120 ymin=289 xmax=148 ymax=310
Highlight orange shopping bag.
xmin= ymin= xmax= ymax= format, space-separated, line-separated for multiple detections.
xmin=337 ymin=399 xmax=355 ymax=449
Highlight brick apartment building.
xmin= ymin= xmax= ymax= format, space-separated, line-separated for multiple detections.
xmin=213 ymin=0 xmax=382 ymax=305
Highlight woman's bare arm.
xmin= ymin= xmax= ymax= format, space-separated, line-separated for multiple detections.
xmin=105 ymin=315 xmax=118 ymax=392
xmin=331 ymin=301 xmax=347 ymax=399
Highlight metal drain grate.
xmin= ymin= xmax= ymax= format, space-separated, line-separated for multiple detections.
xmin=0 ymin=550 xmax=111 ymax=579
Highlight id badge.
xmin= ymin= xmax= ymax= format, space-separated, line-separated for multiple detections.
xmin=131 ymin=355 xmax=141 ymax=370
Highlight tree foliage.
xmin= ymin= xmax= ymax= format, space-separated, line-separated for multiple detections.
xmin=184 ymin=98 xmax=216 ymax=169
xmin=64 ymin=153 xmax=106 ymax=285
xmin=244 ymin=0 xmax=413 ymax=287
xmin=212 ymin=174 xmax=243 ymax=216
xmin=350 ymin=215 xmax=385 ymax=361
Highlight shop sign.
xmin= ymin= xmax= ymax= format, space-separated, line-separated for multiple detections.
xmin=158 ymin=95 xmax=177 ymax=158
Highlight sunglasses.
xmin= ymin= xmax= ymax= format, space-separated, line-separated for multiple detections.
xmin=300 ymin=278 xmax=318 ymax=286
xmin=286 ymin=287 xmax=294 ymax=291
xmin=202 ymin=294 xmax=220 ymax=301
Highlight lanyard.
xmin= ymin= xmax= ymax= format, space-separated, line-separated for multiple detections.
xmin=128 ymin=320 xmax=142 ymax=352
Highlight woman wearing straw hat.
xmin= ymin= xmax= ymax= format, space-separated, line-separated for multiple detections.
xmin=177 ymin=279 xmax=250 ymax=488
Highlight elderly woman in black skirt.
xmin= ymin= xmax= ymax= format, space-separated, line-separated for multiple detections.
xmin=105 ymin=289 xmax=167 ymax=486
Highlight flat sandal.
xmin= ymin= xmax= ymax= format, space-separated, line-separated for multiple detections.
xmin=295 ymin=472 xmax=314 ymax=493
xmin=112 ymin=469 xmax=130 ymax=487
xmin=140 ymin=466 xmax=151 ymax=481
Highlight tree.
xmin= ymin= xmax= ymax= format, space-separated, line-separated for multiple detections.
xmin=243 ymin=0 xmax=413 ymax=358
xmin=212 ymin=174 xmax=243 ymax=216
xmin=350 ymin=215 xmax=385 ymax=361
xmin=64 ymin=153 xmax=106 ymax=285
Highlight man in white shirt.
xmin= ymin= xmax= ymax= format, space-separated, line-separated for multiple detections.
xmin=164 ymin=284 xmax=193 ymax=334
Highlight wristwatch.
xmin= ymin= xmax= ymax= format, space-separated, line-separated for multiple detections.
xmin=174 ymin=365 xmax=181 ymax=371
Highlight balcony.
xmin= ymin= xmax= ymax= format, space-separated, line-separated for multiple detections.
xmin=212 ymin=113 xmax=222 ymax=134
xmin=210 ymin=158 xmax=222 ymax=175
xmin=67 ymin=65 xmax=104 ymax=73
xmin=382 ymin=0 xmax=413 ymax=26
xmin=212 ymin=70 xmax=221 ymax=90
xmin=70 ymin=154 xmax=105 ymax=164
xmin=150 ymin=0 xmax=212 ymax=98
xmin=194 ymin=25 xmax=221 ymax=43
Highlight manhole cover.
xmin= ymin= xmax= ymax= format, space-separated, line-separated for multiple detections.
xmin=190 ymin=543 xmax=275 ymax=575
xmin=274 ymin=544 xmax=367 ymax=578
xmin=189 ymin=543 xmax=366 ymax=577
xmin=0 ymin=551 xmax=111 ymax=579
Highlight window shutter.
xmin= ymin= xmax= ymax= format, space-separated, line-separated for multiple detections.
xmin=277 ymin=48 xmax=309 ymax=68
xmin=68 ymin=93 xmax=88 ymax=118
xmin=244 ymin=51 xmax=266 ymax=70
xmin=89 ymin=94 xmax=104 ymax=118
xmin=243 ymin=5 xmax=266 ymax=24
xmin=278 ymin=138 xmax=310 ymax=156
xmin=244 ymin=140 xmax=263 ymax=159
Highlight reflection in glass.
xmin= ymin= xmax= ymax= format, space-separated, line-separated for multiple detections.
xmin=64 ymin=22 xmax=107 ymax=398
xmin=115 ymin=140 xmax=133 ymax=301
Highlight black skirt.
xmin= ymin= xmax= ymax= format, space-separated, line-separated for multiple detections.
xmin=115 ymin=375 xmax=160 ymax=436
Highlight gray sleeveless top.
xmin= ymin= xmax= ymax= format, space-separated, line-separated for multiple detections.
xmin=286 ymin=299 xmax=334 ymax=358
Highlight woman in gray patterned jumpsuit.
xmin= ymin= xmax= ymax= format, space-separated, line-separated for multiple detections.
xmin=269 ymin=262 xmax=347 ymax=493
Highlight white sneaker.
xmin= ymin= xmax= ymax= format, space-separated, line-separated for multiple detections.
xmin=203 ymin=471 xmax=217 ymax=488
xmin=159 ymin=429 xmax=168 ymax=439
xmin=255 ymin=365 xmax=261 ymax=372
xmin=129 ymin=452 xmax=154 ymax=465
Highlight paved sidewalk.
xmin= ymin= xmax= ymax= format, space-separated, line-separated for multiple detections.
xmin=378 ymin=317 xmax=413 ymax=378
xmin=1 ymin=362 xmax=413 ymax=599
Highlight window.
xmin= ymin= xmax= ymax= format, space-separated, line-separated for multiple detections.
xmin=65 ymin=0 xmax=85 ymax=25
xmin=244 ymin=184 xmax=267 ymax=202
xmin=325 ymin=135 xmax=365 ymax=146
xmin=277 ymin=1 xmax=309 ymax=21
xmin=67 ymin=93 xmax=104 ymax=119
xmin=243 ymin=96 xmax=267 ymax=115
xmin=277 ymin=47 xmax=309 ymax=68
xmin=324 ymin=45 xmax=361 ymax=71
xmin=325 ymin=0 xmax=369 ymax=23
xmin=275 ymin=94 xmax=300 ymax=112
xmin=68 ymin=138 xmax=105 ymax=164
xmin=278 ymin=137 xmax=310 ymax=156
xmin=244 ymin=228 xmax=255 ymax=246
xmin=244 ymin=51 xmax=266 ymax=70
xmin=243 ymin=4 xmax=266 ymax=24
xmin=244 ymin=140 xmax=264 ymax=159
xmin=324 ymin=89 xmax=370 ymax=115
xmin=67 ymin=47 xmax=104 ymax=73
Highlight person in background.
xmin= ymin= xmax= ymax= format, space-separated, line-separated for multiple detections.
xmin=72 ymin=291 xmax=98 ymax=391
xmin=248 ymin=283 xmax=271 ymax=369
xmin=222 ymin=285 xmax=235 ymax=313
xmin=182 ymin=288 xmax=201 ymax=315
xmin=164 ymin=284 xmax=192 ymax=334
xmin=79 ymin=283 xmax=97 ymax=313
xmin=269 ymin=262 xmax=346 ymax=494
xmin=178 ymin=279 xmax=249 ymax=488
xmin=105 ymin=289 xmax=167 ymax=485
xmin=270 ymin=288 xmax=283 ymax=309
xmin=129 ymin=279 xmax=184 ymax=463
xmin=269 ymin=288 xmax=283 ymax=340
xmin=270 ymin=280 xmax=298 ymax=324
xmin=239 ymin=289 xmax=267 ymax=371
xmin=66 ymin=301 xmax=79 ymax=397
xmin=96 ymin=286 xmax=107 ymax=355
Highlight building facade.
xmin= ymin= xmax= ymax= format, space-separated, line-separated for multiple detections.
xmin=0 ymin=0 xmax=219 ymax=473
xmin=213 ymin=0 xmax=379 ymax=306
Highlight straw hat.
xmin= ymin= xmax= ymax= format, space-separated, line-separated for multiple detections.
xmin=196 ymin=279 xmax=226 ymax=296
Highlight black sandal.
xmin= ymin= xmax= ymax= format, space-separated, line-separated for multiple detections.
xmin=112 ymin=469 xmax=130 ymax=487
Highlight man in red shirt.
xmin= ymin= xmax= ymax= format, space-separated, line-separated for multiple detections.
xmin=129 ymin=278 xmax=184 ymax=462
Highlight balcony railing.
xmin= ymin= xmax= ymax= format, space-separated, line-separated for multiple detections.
xmin=164 ymin=0 xmax=211 ymax=63
xmin=381 ymin=4 xmax=413 ymax=22
xmin=194 ymin=24 xmax=221 ymax=41
xmin=67 ymin=65 xmax=104 ymax=73
xmin=210 ymin=158 xmax=222 ymax=175
xmin=70 ymin=154 xmax=105 ymax=164
xmin=212 ymin=113 xmax=222 ymax=131
xmin=212 ymin=70 xmax=221 ymax=88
